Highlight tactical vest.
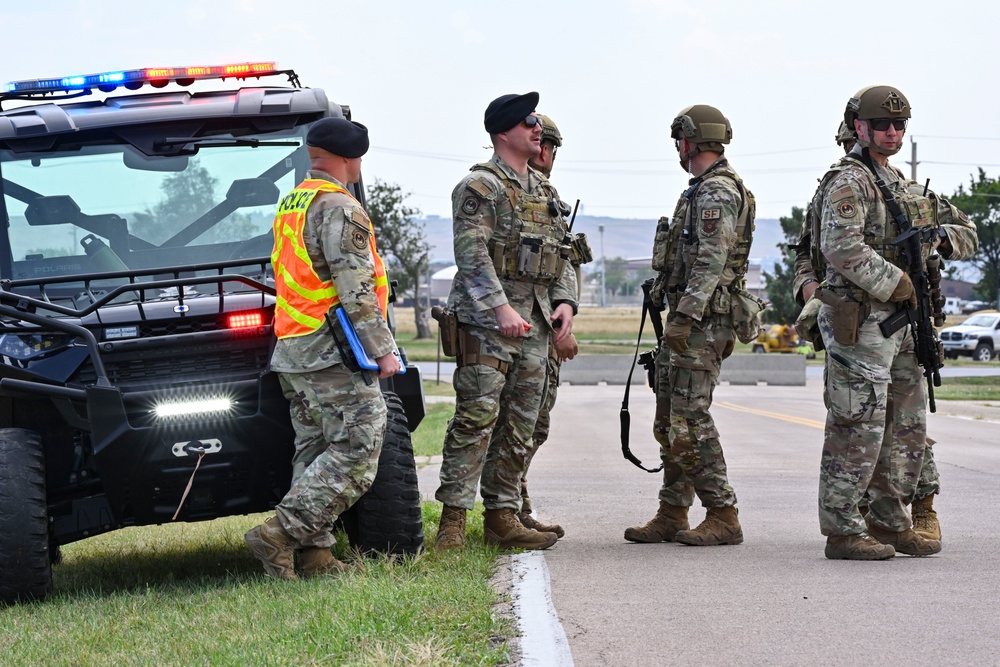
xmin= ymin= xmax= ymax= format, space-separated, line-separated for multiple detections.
xmin=808 ymin=157 xmax=938 ymax=279
xmin=470 ymin=162 xmax=572 ymax=286
xmin=652 ymin=163 xmax=756 ymax=312
xmin=271 ymin=179 xmax=389 ymax=339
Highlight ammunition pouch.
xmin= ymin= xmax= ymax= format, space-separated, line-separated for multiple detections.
xmin=729 ymin=286 xmax=766 ymax=344
xmin=570 ymin=232 xmax=594 ymax=266
xmin=710 ymin=286 xmax=733 ymax=315
xmin=456 ymin=328 xmax=510 ymax=374
xmin=490 ymin=233 xmax=571 ymax=285
xmin=650 ymin=216 xmax=675 ymax=272
xmin=815 ymin=286 xmax=869 ymax=346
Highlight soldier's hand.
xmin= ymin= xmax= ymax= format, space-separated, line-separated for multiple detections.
xmin=554 ymin=333 xmax=578 ymax=361
xmin=494 ymin=303 xmax=530 ymax=338
xmin=664 ymin=314 xmax=693 ymax=354
xmin=551 ymin=303 xmax=575 ymax=343
xmin=891 ymin=272 xmax=917 ymax=310
xmin=375 ymin=351 xmax=401 ymax=378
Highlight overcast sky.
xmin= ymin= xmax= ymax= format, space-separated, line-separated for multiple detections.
xmin=3 ymin=0 xmax=999 ymax=224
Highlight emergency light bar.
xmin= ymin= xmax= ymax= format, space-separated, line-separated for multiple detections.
xmin=4 ymin=61 xmax=280 ymax=95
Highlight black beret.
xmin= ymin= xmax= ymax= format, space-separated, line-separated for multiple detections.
xmin=484 ymin=91 xmax=539 ymax=134
xmin=306 ymin=117 xmax=369 ymax=158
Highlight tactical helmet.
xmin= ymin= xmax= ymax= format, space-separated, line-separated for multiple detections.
xmin=834 ymin=120 xmax=855 ymax=147
xmin=670 ymin=104 xmax=732 ymax=146
xmin=844 ymin=85 xmax=911 ymax=124
xmin=844 ymin=85 xmax=910 ymax=156
xmin=535 ymin=113 xmax=562 ymax=147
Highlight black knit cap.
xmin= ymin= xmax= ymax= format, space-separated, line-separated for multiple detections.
xmin=484 ymin=92 xmax=539 ymax=134
xmin=306 ymin=117 xmax=369 ymax=158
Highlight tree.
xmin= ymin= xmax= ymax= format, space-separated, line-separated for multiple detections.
xmin=131 ymin=159 xmax=256 ymax=245
xmin=948 ymin=168 xmax=1000 ymax=306
xmin=365 ymin=179 xmax=433 ymax=338
xmin=761 ymin=206 xmax=805 ymax=325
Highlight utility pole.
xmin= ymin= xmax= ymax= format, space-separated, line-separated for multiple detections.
xmin=598 ymin=224 xmax=606 ymax=308
xmin=906 ymin=137 xmax=919 ymax=181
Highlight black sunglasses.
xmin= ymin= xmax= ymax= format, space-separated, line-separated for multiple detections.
xmin=522 ymin=115 xmax=541 ymax=129
xmin=869 ymin=118 xmax=907 ymax=132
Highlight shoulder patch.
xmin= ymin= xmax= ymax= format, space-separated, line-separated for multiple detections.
xmin=342 ymin=210 xmax=371 ymax=256
xmin=461 ymin=196 xmax=480 ymax=215
xmin=837 ymin=200 xmax=857 ymax=218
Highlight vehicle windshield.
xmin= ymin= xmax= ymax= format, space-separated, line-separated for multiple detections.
xmin=0 ymin=128 xmax=308 ymax=291
xmin=963 ymin=314 xmax=999 ymax=328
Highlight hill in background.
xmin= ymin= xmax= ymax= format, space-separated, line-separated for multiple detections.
xmin=419 ymin=215 xmax=789 ymax=271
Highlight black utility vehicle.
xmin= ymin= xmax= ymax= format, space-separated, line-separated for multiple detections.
xmin=0 ymin=62 xmax=425 ymax=604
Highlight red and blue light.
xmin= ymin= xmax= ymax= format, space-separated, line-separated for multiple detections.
xmin=4 ymin=61 xmax=279 ymax=95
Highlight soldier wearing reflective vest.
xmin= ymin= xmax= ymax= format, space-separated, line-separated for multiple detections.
xmin=625 ymin=104 xmax=754 ymax=548
xmin=434 ymin=92 xmax=578 ymax=552
xmin=245 ymin=117 xmax=400 ymax=580
xmin=812 ymin=86 xmax=978 ymax=560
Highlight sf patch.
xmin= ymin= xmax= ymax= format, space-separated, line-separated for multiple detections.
xmin=461 ymin=196 xmax=480 ymax=215
xmin=701 ymin=208 xmax=721 ymax=235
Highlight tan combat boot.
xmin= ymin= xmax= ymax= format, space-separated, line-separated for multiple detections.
xmin=624 ymin=502 xmax=689 ymax=543
xmin=244 ymin=516 xmax=299 ymax=580
xmin=674 ymin=506 xmax=743 ymax=546
xmin=866 ymin=522 xmax=942 ymax=556
xmin=435 ymin=505 xmax=467 ymax=552
xmin=483 ymin=509 xmax=558 ymax=550
xmin=911 ymin=495 xmax=941 ymax=541
xmin=519 ymin=511 xmax=565 ymax=539
xmin=299 ymin=547 xmax=349 ymax=578
xmin=825 ymin=533 xmax=896 ymax=560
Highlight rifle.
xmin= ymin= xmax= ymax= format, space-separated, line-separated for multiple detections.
xmin=617 ymin=277 xmax=682 ymax=486
xmin=860 ymin=155 xmax=942 ymax=412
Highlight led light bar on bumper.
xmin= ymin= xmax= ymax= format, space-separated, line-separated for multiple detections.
xmin=4 ymin=61 xmax=279 ymax=95
xmin=153 ymin=397 xmax=233 ymax=419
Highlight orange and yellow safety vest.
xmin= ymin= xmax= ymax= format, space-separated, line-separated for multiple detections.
xmin=271 ymin=179 xmax=388 ymax=339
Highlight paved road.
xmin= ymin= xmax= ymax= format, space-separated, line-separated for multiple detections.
xmin=522 ymin=379 xmax=1000 ymax=666
xmin=414 ymin=361 xmax=1000 ymax=665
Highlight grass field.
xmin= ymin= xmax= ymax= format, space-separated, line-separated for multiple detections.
xmin=0 ymin=506 xmax=509 ymax=667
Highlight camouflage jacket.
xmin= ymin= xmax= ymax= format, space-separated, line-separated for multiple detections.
xmin=270 ymin=170 xmax=395 ymax=373
xmin=818 ymin=149 xmax=979 ymax=302
xmin=660 ymin=158 xmax=754 ymax=320
xmin=446 ymin=153 xmax=578 ymax=334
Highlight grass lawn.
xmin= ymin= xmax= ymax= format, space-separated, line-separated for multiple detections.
xmin=0 ymin=505 xmax=509 ymax=667
xmin=935 ymin=375 xmax=1000 ymax=401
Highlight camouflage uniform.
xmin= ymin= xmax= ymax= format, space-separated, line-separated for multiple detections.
xmin=652 ymin=158 xmax=753 ymax=509
xmin=436 ymin=153 xmax=577 ymax=512
xmin=816 ymin=149 xmax=978 ymax=537
xmin=270 ymin=170 xmax=394 ymax=548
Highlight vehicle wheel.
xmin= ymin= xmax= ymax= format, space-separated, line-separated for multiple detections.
xmin=944 ymin=351 xmax=958 ymax=360
xmin=337 ymin=392 xmax=424 ymax=556
xmin=753 ymin=345 xmax=765 ymax=354
xmin=0 ymin=428 xmax=52 ymax=604
xmin=973 ymin=343 xmax=994 ymax=362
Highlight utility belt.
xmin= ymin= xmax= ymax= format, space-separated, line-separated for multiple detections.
xmin=432 ymin=307 xmax=510 ymax=374
xmin=490 ymin=233 xmax=571 ymax=285
xmin=664 ymin=283 xmax=734 ymax=317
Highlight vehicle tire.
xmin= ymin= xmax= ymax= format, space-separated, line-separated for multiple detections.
xmin=0 ymin=428 xmax=52 ymax=604
xmin=753 ymin=345 xmax=765 ymax=354
xmin=338 ymin=392 xmax=424 ymax=556
xmin=973 ymin=343 xmax=994 ymax=362
xmin=944 ymin=351 xmax=958 ymax=360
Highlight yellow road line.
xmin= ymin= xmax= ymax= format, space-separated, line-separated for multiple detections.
xmin=714 ymin=401 xmax=825 ymax=430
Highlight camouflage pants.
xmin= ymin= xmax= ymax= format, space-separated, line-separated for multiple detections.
xmin=818 ymin=301 xmax=926 ymax=536
xmin=652 ymin=314 xmax=737 ymax=508
xmin=436 ymin=316 xmax=548 ymax=511
xmin=275 ymin=365 xmax=387 ymax=548
xmin=520 ymin=350 xmax=561 ymax=513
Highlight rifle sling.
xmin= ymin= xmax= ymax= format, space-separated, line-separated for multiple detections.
xmin=620 ymin=298 xmax=663 ymax=474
